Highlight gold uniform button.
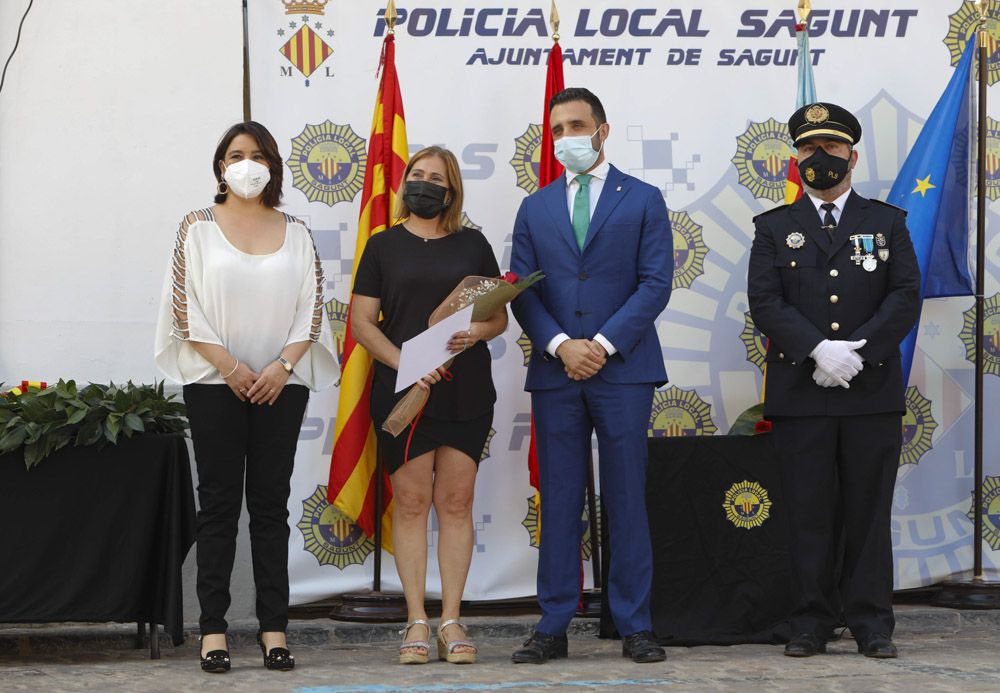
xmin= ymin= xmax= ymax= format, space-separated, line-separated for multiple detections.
xmin=830 ymin=269 xmax=839 ymax=277
xmin=831 ymin=322 xmax=840 ymax=331
xmin=779 ymin=352 xmax=785 ymax=359
xmin=790 ymin=261 xmax=797 ymax=268
xmin=830 ymin=295 xmax=839 ymax=303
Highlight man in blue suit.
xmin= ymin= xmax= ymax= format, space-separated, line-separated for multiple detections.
xmin=510 ymin=88 xmax=673 ymax=664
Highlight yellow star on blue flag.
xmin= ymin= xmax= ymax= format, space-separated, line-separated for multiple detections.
xmin=911 ymin=175 xmax=936 ymax=197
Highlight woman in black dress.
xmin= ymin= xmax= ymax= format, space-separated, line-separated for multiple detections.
xmin=350 ymin=146 xmax=507 ymax=664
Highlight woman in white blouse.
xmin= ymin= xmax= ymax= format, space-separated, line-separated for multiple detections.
xmin=155 ymin=122 xmax=337 ymax=673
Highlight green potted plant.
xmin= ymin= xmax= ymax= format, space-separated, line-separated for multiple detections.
xmin=0 ymin=380 xmax=187 ymax=469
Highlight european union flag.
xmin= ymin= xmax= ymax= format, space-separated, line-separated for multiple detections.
xmin=888 ymin=35 xmax=976 ymax=385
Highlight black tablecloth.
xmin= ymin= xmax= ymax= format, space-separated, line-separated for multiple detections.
xmin=601 ymin=434 xmax=794 ymax=645
xmin=0 ymin=433 xmax=196 ymax=645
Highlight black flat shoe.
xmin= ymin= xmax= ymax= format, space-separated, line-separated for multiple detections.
xmin=511 ymin=630 xmax=568 ymax=664
xmin=200 ymin=636 xmax=231 ymax=673
xmin=257 ymin=630 xmax=295 ymax=671
xmin=622 ymin=631 xmax=666 ymax=663
xmin=857 ymin=633 xmax=898 ymax=658
xmin=784 ymin=633 xmax=827 ymax=657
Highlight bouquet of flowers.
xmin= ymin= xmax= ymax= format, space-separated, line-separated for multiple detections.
xmin=382 ymin=270 xmax=543 ymax=437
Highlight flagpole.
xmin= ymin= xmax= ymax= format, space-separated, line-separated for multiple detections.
xmin=972 ymin=0 xmax=988 ymax=582
xmin=933 ymin=0 xmax=1000 ymax=609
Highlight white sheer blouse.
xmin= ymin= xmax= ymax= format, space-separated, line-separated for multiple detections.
xmin=154 ymin=208 xmax=339 ymax=390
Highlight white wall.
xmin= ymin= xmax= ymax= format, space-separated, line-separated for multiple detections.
xmin=0 ymin=0 xmax=244 ymax=384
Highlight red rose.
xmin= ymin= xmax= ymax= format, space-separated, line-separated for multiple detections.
xmin=502 ymin=271 xmax=520 ymax=284
xmin=754 ymin=419 xmax=773 ymax=434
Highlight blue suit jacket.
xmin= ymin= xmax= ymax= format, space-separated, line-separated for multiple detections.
xmin=510 ymin=164 xmax=673 ymax=391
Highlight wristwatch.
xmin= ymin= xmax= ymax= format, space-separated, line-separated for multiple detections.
xmin=278 ymin=356 xmax=294 ymax=374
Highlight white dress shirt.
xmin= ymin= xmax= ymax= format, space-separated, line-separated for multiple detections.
xmin=545 ymin=159 xmax=617 ymax=358
xmin=806 ymin=188 xmax=851 ymax=226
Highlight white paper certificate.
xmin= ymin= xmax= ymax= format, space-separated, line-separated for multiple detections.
xmin=394 ymin=304 xmax=474 ymax=393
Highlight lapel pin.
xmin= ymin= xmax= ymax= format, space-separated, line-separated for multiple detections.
xmin=616 ymin=185 xmax=622 ymax=192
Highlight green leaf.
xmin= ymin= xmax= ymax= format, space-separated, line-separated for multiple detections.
xmin=0 ymin=426 xmax=27 ymax=453
xmin=66 ymin=408 xmax=87 ymax=425
xmin=124 ymin=413 xmax=145 ymax=433
xmin=104 ymin=414 xmax=122 ymax=444
xmin=76 ymin=420 xmax=103 ymax=446
xmin=23 ymin=441 xmax=45 ymax=469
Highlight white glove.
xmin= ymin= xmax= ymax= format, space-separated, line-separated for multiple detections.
xmin=810 ymin=339 xmax=867 ymax=386
xmin=813 ymin=366 xmax=847 ymax=389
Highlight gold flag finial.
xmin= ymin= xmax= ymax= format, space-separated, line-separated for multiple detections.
xmin=797 ymin=0 xmax=811 ymax=24
xmin=385 ymin=0 xmax=398 ymax=34
xmin=975 ymin=0 xmax=989 ymax=23
xmin=550 ymin=1 xmax=561 ymax=42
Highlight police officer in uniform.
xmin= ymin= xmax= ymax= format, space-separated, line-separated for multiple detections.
xmin=747 ymin=102 xmax=920 ymax=658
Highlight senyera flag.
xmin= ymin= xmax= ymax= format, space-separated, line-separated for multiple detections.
xmin=328 ymin=33 xmax=408 ymax=552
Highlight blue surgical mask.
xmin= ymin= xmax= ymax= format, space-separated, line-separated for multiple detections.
xmin=554 ymin=129 xmax=603 ymax=174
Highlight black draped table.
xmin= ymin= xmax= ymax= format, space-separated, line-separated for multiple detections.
xmin=601 ymin=434 xmax=795 ymax=645
xmin=0 ymin=433 xmax=196 ymax=656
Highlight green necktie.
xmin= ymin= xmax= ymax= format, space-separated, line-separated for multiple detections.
xmin=572 ymin=174 xmax=594 ymax=250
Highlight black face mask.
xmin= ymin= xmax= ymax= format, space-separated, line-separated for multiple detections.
xmin=403 ymin=180 xmax=449 ymax=219
xmin=797 ymin=147 xmax=851 ymax=190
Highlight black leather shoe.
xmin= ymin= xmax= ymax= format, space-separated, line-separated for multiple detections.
xmin=857 ymin=633 xmax=898 ymax=658
xmin=200 ymin=635 xmax=231 ymax=673
xmin=257 ymin=631 xmax=295 ymax=671
xmin=511 ymin=631 xmax=568 ymax=664
xmin=622 ymin=631 xmax=666 ymax=663
xmin=784 ymin=633 xmax=827 ymax=657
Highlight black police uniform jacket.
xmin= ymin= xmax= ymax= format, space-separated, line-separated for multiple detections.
xmin=747 ymin=190 xmax=921 ymax=417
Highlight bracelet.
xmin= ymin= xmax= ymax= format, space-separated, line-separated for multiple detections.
xmin=221 ymin=358 xmax=240 ymax=379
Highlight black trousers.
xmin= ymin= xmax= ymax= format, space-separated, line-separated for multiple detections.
xmin=183 ymin=384 xmax=309 ymax=635
xmin=770 ymin=412 xmax=901 ymax=642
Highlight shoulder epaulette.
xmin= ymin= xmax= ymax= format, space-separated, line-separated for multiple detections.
xmin=870 ymin=198 xmax=907 ymax=215
xmin=752 ymin=203 xmax=790 ymax=223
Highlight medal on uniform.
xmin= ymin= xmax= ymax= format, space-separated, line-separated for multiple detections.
xmin=849 ymin=234 xmax=865 ymax=265
xmin=875 ymin=233 xmax=887 ymax=247
xmin=850 ymin=233 xmax=877 ymax=271
xmin=860 ymin=234 xmax=877 ymax=271
xmin=786 ymin=232 xmax=805 ymax=249
xmin=878 ymin=249 xmax=889 ymax=261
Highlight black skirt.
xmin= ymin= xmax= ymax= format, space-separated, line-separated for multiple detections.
xmin=370 ymin=377 xmax=493 ymax=475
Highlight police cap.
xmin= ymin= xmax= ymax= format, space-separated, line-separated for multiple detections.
xmin=788 ymin=102 xmax=862 ymax=147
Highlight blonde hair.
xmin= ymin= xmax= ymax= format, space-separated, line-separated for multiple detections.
xmin=395 ymin=146 xmax=465 ymax=234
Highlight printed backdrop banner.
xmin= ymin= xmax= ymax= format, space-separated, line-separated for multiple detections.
xmin=247 ymin=1 xmax=1000 ymax=605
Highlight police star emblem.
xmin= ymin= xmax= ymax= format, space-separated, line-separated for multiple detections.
xmin=296 ymin=485 xmax=374 ymax=569
xmin=785 ymin=231 xmax=805 ymax=249
xmin=969 ymin=476 xmax=1000 ymax=551
xmin=723 ymin=480 xmax=772 ymax=530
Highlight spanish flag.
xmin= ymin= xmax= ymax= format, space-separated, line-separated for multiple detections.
xmin=526 ymin=18 xmax=566 ymax=547
xmin=328 ymin=33 xmax=408 ymax=551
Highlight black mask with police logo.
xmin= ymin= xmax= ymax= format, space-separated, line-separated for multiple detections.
xmin=797 ymin=147 xmax=851 ymax=191
xmin=403 ymin=180 xmax=449 ymax=219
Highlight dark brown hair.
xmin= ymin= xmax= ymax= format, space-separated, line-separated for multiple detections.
xmin=213 ymin=121 xmax=283 ymax=207
xmin=548 ymin=87 xmax=607 ymax=126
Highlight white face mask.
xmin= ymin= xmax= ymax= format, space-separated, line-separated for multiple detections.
xmin=223 ymin=159 xmax=271 ymax=199
xmin=553 ymin=128 xmax=604 ymax=174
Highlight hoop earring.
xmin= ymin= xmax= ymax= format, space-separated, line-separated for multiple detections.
xmin=217 ymin=180 xmax=228 ymax=195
